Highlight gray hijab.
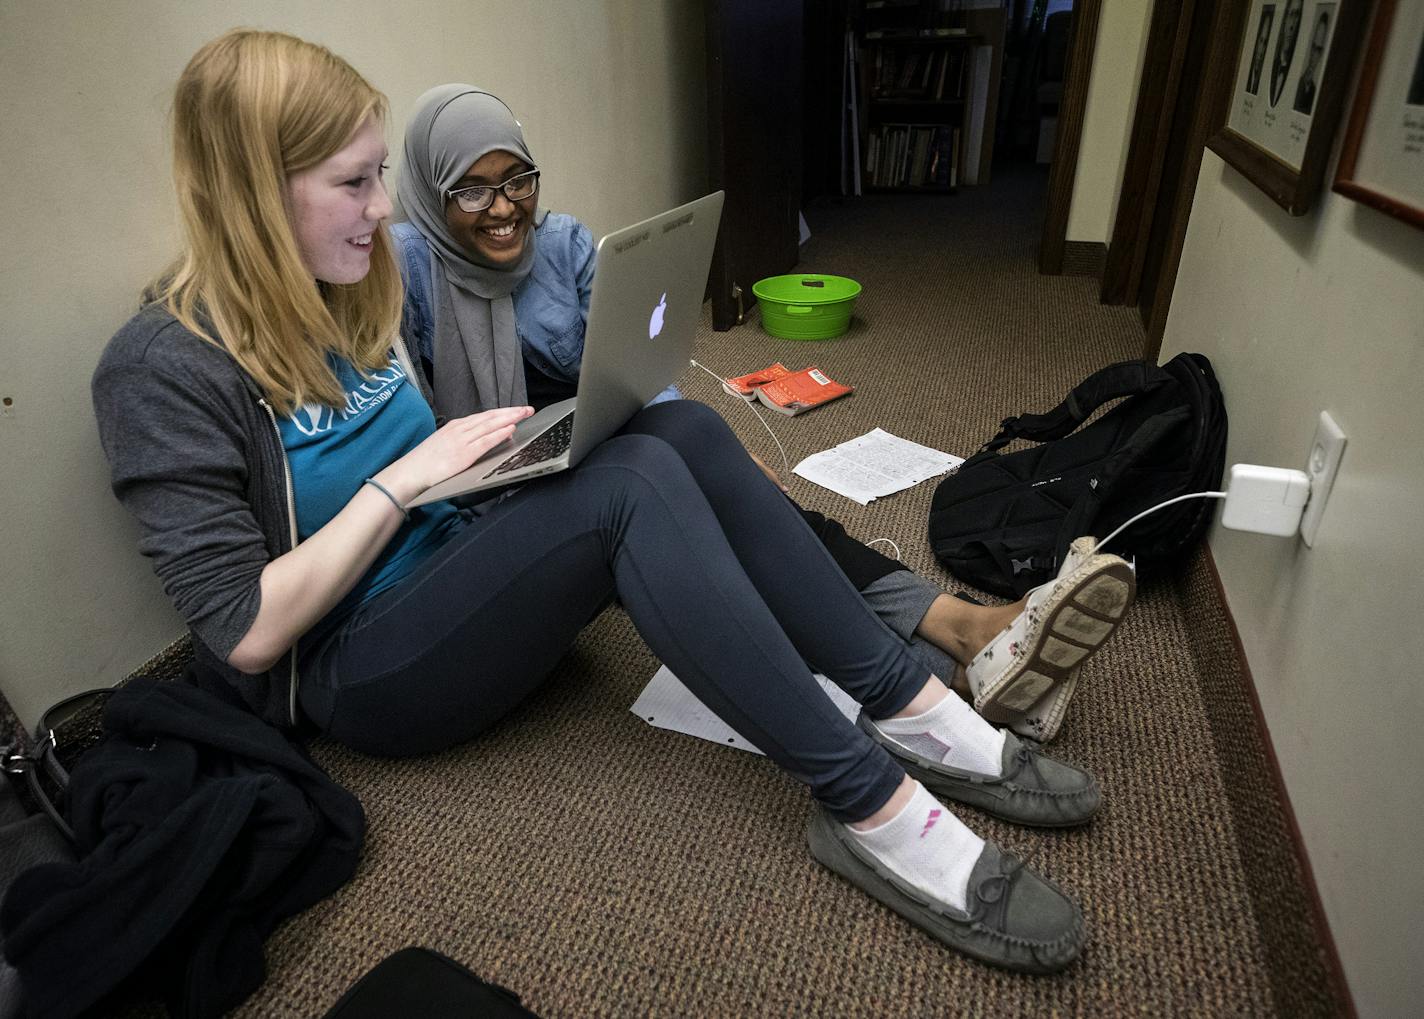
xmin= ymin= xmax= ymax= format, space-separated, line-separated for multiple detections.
xmin=398 ymin=84 xmax=543 ymax=419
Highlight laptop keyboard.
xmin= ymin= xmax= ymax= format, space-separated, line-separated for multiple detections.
xmin=486 ymin=411 xmax=576 ymax=478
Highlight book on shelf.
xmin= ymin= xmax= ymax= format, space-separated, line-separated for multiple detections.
xmin=933 ymin=49 xmax=951 ymax=99
xmin=910 ymin=127 xmax=933 ymax=186
xmin=754 ymin=367 xmax=853 ymax=416
xmin=866 ymin=123 xmax=958 ymax=189
xmin=937 ymin=50 xmax=967 ymax=101
xmin=895 ymin=52 xmax=920 ymax=92
xmin=722 ymin=362 xmax=791 ymax=400
xmin=868 ymin=124 xmax=892 ymax=187
xmin=869 ymin=47 xmax=966 ymax=101
xmin=866 ymin=27 xmax=969 ymax=40
xmin=926 ymin=125 xmax=960 ymax=187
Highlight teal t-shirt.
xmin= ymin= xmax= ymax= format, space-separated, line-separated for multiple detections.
xmin=278 ymin=354 xmax=463 ymax=627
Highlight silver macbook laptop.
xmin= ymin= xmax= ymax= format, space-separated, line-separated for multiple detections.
xmin=409 ymin=190 xmax=724 ymax=507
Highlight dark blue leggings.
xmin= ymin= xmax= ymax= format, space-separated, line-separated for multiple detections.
xmin=299 ymin=400 xmax=927 ymax=821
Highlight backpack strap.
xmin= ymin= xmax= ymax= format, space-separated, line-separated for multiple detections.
xmin=979 ymin=360 xmax=1176 ymax=454
xmin=1 ymin=687 xmax=113 ymax=845
xmin=1050 ymin=403 xmax=1194 ymax=560
xmin=957 ymin=539 xmax=1058 ymax=598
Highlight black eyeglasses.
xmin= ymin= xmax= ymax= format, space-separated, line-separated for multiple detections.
xmin=445 ymin=169 xmax=540 ymax=214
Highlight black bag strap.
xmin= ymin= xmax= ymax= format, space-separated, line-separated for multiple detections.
xmin=948 ymin=540 xmax=1057 ymax=599
xmin=979 ymin=541 xmax=1035 ymax=587
xmin=1 ymin=687 xmax=113 ymax=846
xmin=1056 ymin=404 xmax=1193 ymax=556
xmin=979 ymin=359 xmax=1176 ymax=454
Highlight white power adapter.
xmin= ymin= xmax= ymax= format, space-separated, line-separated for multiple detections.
xmin=1221 ymin=464 xmax=1311 ymax=536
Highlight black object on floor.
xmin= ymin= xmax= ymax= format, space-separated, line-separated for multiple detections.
xmin=928 ymin=352 xmax=1227 ymax=597
xmin=321 ymin=947 xmax=541 ymax=1018
xmin=1 ymin=677 xmax=365 ymax=1019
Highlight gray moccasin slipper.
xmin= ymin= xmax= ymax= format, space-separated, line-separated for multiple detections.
xmin=858 ymin=712 xmax=1101 ymax=827
xmin=807 ymin=807 xmax=1085 ymax=974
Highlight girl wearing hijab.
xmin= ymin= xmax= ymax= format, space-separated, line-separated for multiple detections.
xmin=391 ymin=85 xmax=1135 ymax=745
xmin=94 ymin=35 xmax=1115 ymax=976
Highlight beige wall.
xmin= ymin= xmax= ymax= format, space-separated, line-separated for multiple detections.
xmin=0 ymin=1 xmax=707 ymax=728
xmin=1065 ymin=0 xmax=1154 ymax=244
xmin=1160 ymin=152 xmax=1424 ymax=1017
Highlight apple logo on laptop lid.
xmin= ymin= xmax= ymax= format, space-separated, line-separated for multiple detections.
xmin=649 ymin=293 xmax=667 ymax=340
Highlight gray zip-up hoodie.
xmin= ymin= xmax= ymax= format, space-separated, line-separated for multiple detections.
xmin=91 ymin=303 xmax=426 ymax=728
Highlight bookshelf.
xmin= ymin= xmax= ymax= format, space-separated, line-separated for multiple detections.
xmin=857 ymin=1 xmax=1000 ymax=192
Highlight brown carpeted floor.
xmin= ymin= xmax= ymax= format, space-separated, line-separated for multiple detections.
xmin=111 ymin=167 xmax=1343 ymax=1017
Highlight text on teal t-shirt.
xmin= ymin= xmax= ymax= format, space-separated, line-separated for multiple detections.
xmin=278 ymin=355 xmax=462 ymax=626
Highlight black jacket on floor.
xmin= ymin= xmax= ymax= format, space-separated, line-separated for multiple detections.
xmin=0 ymin=677 xmax=365 ymax=1018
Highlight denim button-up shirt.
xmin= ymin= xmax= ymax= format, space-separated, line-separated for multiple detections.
xmin=391 ymin=216 xmax=678 ymax=405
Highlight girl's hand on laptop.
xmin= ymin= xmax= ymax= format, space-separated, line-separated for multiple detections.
xmin=378 ymin=406 xmax=534 ymax=502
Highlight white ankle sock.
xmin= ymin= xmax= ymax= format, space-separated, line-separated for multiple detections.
xmin=847 ymin=782 xmax=984 ymax=912
xmin=874 ymin=690 xmax=1007 ymax=777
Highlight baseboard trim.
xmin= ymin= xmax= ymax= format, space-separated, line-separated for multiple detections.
xmin=1195 ymin=544 xmax=1357 ymax=1019
xmin=1061 ymin=240 xmax=1107 ymax=278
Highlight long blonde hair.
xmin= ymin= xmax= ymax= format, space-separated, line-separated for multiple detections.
xmin=154 ymin=30 xmax=403 ymax=412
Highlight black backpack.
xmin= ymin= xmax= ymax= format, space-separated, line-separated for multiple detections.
xmin=927 ymin=352 xmax=1227 ymax=598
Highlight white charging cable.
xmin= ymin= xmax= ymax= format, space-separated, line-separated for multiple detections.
xmin=1094 ymin=491 xmax=1226 ymax=555
xmin=690 ymin=359 xmax=916 ymax=558
xmin=1095 ymin=464 xmax=1312 ymax=554
xmin=867 ymin=537 xmax=902 ymax=560
xmin=688 ymin=358 xmax=795 ymax=481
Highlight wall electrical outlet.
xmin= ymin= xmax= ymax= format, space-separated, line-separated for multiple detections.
xmin=1299 ymin=411 xmax=1346 ymax=547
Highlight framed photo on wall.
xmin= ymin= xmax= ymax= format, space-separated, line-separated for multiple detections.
xmin=1207 ymin=0 xmax=1370 ymax=214
xmin=1333 ymin=0 xmax=1424 ymax=230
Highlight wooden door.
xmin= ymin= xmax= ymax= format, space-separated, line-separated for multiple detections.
xmin=705 ymin=0 xmax=805 ymax=330
xmin=1100 ymin=0 xmax=1239 ymax=359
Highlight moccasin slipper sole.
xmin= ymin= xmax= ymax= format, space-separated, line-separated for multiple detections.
xmin=973 ymin=558 xmax=1135 ymax=725
xmin=806 ymin=808 xmax=1085 ymax=974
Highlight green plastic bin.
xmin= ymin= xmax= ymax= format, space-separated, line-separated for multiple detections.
xmin=752 ymin=274 xmax=862 ymax=340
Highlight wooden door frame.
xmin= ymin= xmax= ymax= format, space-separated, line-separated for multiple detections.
xmin=1099 ymin=0 xmax=1243 ymax=360
xmin=1037 ymin=0 xmax=1103 ymax=276
xmin=1100 ymin=0 xmax=1197 ymax=310
xmin=1141 ymin=0 xmax=1244 ymax=356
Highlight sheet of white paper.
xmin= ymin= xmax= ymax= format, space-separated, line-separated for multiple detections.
xmin=631 ymin=666 xmax=861 ymax=756
xmin=793 ymin=428 xmax=963 ymax=504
